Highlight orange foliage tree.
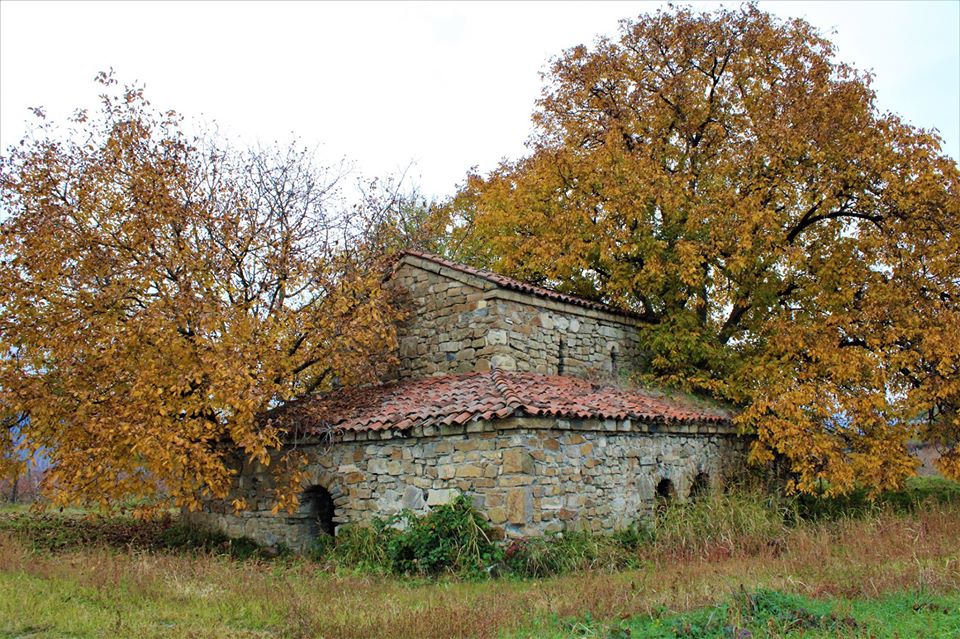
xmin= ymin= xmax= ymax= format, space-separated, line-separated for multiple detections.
xmin=0 ymin=74 xmax=403 ymax=513
xmin=448 ymin=5 xmax=960 ymax=492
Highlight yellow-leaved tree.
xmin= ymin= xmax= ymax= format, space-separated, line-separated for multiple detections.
xmin=448 ymin=5 xmax=960 ymax=493
xmin=0 ymin=74 xmax=404 ymax=513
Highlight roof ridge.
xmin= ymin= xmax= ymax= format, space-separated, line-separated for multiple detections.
xmin=397 ymin=250 xmax=646 ymax=320
xmin=490 ymin=368 xmax=524 ymax=412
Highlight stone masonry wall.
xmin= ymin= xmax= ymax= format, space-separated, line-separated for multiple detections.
xmin=185 ymin=418 xmax=747 ymax=551
xmin=392 ymin=258 xmax=492 ymax=378
xmin=483 ymin=295 xmax=644 ymax=379
xmin=392 ymin=255 xmax=646 ymax=380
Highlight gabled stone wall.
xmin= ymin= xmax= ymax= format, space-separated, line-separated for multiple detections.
xmin=184 ymin=418 xmax=747 ymax=551
xmin=392 ymin=255 xmax=647 ymax=380
xmin=392 ymin=258 xmax=493 ymax=378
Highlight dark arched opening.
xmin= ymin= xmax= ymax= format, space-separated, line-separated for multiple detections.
xmin=610 ymin=346 xmax=619 ymax=376
xmin=655 ymin=478 xmax=675 ymax=514
xmin=689 ymin=472 xmax=710 ymax=500
xmin=656 ymin=478 xmax=675 ymax=500
xmin=302 ymin=485 xmax=335 ymax=537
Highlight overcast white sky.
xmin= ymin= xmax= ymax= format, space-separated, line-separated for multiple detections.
xmin=1 ymin=1 xmax=958 ymax=199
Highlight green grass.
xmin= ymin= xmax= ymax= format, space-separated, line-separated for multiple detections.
xmin=796 ymin=476 xmax=960 ymax=521
xmin=530 ymin=589 xmax=960 ymax=638
xmin=0 ymin=564 xmax=286 ymax=638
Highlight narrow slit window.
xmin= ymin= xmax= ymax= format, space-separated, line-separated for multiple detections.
xmin=557 ymin=337 xmax=565 ymax=376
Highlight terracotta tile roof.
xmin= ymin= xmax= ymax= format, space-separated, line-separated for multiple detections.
xmin=398 ymin=250 xmax=646 ymax=320
xmin=268 ymin=370 xmax=733 ymax=436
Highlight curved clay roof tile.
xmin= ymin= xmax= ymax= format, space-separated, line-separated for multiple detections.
xmin=271 ymin=370 xmax=733 ymax=436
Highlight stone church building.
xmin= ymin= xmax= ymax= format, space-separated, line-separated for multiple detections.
xmin=187 ymin=251 xmax=747 ymax=549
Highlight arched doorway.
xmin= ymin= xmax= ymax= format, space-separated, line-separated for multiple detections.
xmin=301 ymin=485 xmax=335 ymax=538
xmin=689 ymin=472 xmax=710 ymax=500
xmin=655 ymin=477 xmax=675 ymax=514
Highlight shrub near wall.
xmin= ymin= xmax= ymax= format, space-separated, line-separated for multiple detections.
xmin=323 ymin=495 xmax=645 ymax=578
xmin=326 ymin=496 xmax=503 ymax=576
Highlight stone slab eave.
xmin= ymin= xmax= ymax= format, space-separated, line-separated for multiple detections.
xmin=284 ymin=415 xmax=741 ymax=446
xmin=396 ymin=254 xmax=496 ymax=291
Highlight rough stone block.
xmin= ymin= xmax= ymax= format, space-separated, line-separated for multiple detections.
xmin=502 ymin=449 xmax=534 ymax=474
xmin=486 ymin=329 xmax=508 ymax=345
xmin=466 ymin=421 xmax=484 ymax=433
xmin=507 ymin=488 xmax=529 ymax=524
xmin=401 ymin=486 xmax=425 ymax=510
xmin=438 ymin=464 xmax=456 ymax=479
xmin=399 ymin=337 xmax=419 ymax=357
xmin=427 ymin=488 xmax=458 ymax=506
xmin=491 ymin=354 xmax=517 ymax=370
xmin=456 ymin=464 xmax=483 ymax=478
xmin=499 ymin=475 xmax=533 ymax=488
xmin=480 ymin=492 xmax=501 ymax=508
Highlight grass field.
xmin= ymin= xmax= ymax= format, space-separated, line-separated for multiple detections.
xmin=1 ymin=481 xmax=959 ymax=638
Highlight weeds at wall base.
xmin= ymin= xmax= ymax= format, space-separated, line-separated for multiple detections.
xmin=3 ymin=476 xmax=959 ymax=582
xmin=309 ymin=477 xmax=960 ymax=579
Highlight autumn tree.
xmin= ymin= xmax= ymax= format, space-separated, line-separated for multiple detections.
xmin=0 ymin=74 xmax=403 ymax=513
xmin=448 ymin=5 xmax=960 ymax=492
xmin=355 ymin=178 xmax=450 ymax=257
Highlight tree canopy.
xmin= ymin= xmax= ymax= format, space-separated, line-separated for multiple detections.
xmin=448 ymin=4 xmax=960 ymax=492
xmin=0 ymin=74 xmax=405 ymax=512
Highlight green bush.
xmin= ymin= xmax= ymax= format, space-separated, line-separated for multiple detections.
xmin=326 ymin=495 xmax=501 ymax=576
xmin=385 ymin=495 xmax=502 ymax=576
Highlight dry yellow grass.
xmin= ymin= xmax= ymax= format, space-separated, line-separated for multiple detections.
xmin=2 ymin=504 xmax=959 ymax=638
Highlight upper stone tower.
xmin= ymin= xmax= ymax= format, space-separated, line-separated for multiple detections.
xmin=390 ymin=251 xmax=648 ymax=381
